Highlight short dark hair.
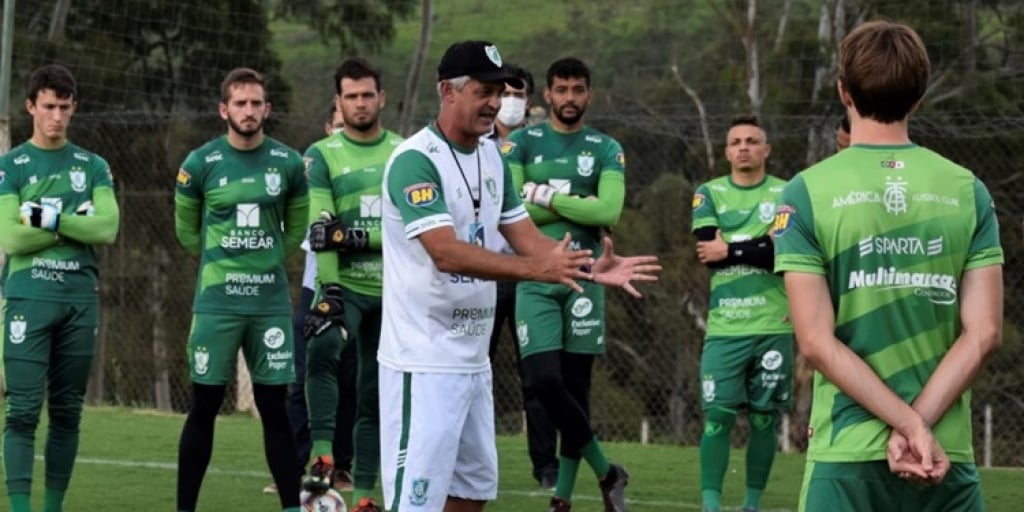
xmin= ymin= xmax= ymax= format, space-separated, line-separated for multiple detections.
xmin=729 ymin=114 xmax=761 ymax=130
xmin=220 ymin=67 xmax=264 ymax=103
xmin=334 ymin=57 xmax=381 ymax=94
xmin=838 ymin=113 xmax=850 ymax=132
xmin=27 ymin=64 xmax=77 ymax=103
xmin=505 ymin=64 xmax=535 ymax=97
xmin=546 ymin=57 xmax=590 ymax=88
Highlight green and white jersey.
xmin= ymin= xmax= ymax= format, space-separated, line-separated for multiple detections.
xmin=691 ymin=175 xmax=791 ymax=336
xmin=774 ymin=144 xmax=1003 ymax=463
xmin=380 ymin=125 xmax=528 ymax=373
xmin=0 ymin=142 xmax=113 ymax=302
xmin=305 ymin=130 xmax=403 ymax=297
xmin=175 ymin=136 xmax=307 ymax=315
xmin=504 ymin=121 xmax=624 ymax=252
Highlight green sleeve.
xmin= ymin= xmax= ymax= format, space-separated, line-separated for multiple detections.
xmin=773 ymin=175 xmax=824 ymax=275
xmin=965 ymin=177 xmax=1004 ymax=270
xmin=548 ymin=171 xmax=625 ymax=227
xmin=57 ymin=186 xmax=119 ymax=245
xmin=0 ymin=194 xmax=59 ymax=255
xmin=306 ymin=145 xmax=341 ymax=283
xmin=501 ymin=158 xmax=524 ymax=214
xmin=283 ymin=154 xmax=309 ymax=256
xmin=174 ymin=194 xmax=202 ymax=256
xmin=690 ymin=183 xmax=719 ymax=231
xmin=310 ymin=188 xmax=341 ymax=285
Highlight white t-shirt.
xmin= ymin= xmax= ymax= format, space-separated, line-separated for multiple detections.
xmin=379 ymin=125 xmax=528 ymax=373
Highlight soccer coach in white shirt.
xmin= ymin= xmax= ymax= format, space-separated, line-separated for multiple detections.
xmin=378 ymin=40 xmax=660 ymax=512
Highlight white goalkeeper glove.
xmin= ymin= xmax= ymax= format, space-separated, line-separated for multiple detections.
xmin=75 ymin=200 xmax=95 ymax=216
xmin=521 ymin=182 xmax=558 ymax=209
xmin=19 ymin=201 xmax=60 ymax=231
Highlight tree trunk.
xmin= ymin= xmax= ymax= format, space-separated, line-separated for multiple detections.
xmin=399 ymin=0 xmax=433 ymax=137
xmin=803 ymin=0 xmax=838 ymax=166
xmin=744 ymin=0 xmax=762 ymax=116
xmin=671 ymin=65 xmax=715 ymax=173
xmin=773 ymin=0 xmax=793 ymax=53
xmin=47 ymin=0 xmax=71 ymax=42
xmin=151 ymin=246 xmax=171 ymax=410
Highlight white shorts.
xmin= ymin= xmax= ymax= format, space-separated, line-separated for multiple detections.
xmin=379 ymin=366 xmax=498 ymax=511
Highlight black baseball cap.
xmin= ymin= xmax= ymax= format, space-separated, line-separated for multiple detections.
xmin=437 ymin=40 xmax=525 ymax=89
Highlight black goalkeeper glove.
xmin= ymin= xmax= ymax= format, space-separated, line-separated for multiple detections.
xmin=309 ymin=211 xmax=369 ymax=252
xmin=302 ymin=283 xmax=348 ymax=339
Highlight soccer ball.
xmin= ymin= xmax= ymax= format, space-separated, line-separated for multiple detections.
xmin=300 ymin=489 xmax=348 ymax=512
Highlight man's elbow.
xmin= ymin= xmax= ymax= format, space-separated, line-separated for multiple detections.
xmin=795 ymin=332 xmax=829 ymax=370
xmin=976 ymin=323 xmax=1003 ymax=358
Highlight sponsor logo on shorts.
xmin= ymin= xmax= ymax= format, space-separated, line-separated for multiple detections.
xmin=263 ymin=327 xmax=286 ymax=349
xmin=571 ymin=297 xmax=593 ymax=318
xmin=194 ymin=347 xmax=210 ymax=375
xmin=9 ymin=315 xmax=27 ymax=344
xmin=761 ymin=350 xmax=783 ymax=371
xmin=516 ymin=321 xmax=529 ymax=347
xmin=702 ymin=374 xmax=715 ymax=403
xmin=409 ymin=477 xmax=430 ymax=507
xmin=405 ymin=182 xmax=438 ymax=207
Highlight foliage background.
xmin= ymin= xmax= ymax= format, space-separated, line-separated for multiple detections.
xmin=2 ymin=0 xmax=1023 ymax=465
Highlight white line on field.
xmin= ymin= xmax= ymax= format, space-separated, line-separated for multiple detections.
xmin=53 ymin=456 xmax=795 ymax=511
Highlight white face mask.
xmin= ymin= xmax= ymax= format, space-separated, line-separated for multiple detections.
xmin=497 ymin=96 xmax=527 ymax=127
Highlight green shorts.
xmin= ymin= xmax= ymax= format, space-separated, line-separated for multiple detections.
xmin=186 ymin=313 xmax=293 ymax=385
xmin=515 ymin=279 xmax=604 ymax=358
xmin=4 ymin=298 xmax=98 ymax=363
xmin=799 ymin=460 xmax=984 ymax=512
xmin=699 ymin=334 xmax=793 ymax=411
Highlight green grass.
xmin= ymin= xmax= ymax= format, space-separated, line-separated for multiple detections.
xmin=1 ymin=407 xmax=1022 ymax=510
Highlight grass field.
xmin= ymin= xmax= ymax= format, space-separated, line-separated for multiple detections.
xmin=1 ymin=407 xmax=1022 ymax=511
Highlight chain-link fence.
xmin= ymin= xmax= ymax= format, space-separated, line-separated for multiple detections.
xmin=5 ymin=108 xmax=1022 ymax=466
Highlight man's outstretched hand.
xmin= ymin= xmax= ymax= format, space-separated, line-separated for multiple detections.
xmin=591 ymin=236 xmax=661 ymax=298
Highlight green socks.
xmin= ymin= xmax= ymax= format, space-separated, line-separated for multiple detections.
xmin=43 ymin=487 xmax=67 ymax=512
xmin=9 ymin=493 xmax=31 ymax=512
xmin=553 ymin=456 xmax=581 ymax=500
xmin=579 ymin=438 xmax=610 ymax=478
xmin=744 ymin=411 xmax=778 ymax=510
xmin=700 ymin=407 xmax=737 ymax=511
xmin=312 ymin=440 xmax=333 ymax=460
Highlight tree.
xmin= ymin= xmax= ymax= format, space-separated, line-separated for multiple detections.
xmin=274 ymin=0 xmax=416 ymax=54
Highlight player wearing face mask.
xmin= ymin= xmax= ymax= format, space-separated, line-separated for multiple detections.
xmin=489 ymin=64 xmax=534 ymax=143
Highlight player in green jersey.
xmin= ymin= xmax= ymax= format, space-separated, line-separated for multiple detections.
xmin=0 ymin=64 xmax=120 ymax=512
xmin=691 ymin=115 xmax=791 ymax=512
xmin=174 ymin=68 xmax=309 ymax=512
xmin=504 ymin=57 xmax=631 ymax=512
xmin=775 ymin=21 xmax=1003 ymax=512
xmin=301 ymin=57 xmax=403 ymax=512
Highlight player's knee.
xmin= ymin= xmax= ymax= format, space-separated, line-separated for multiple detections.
xmin=524 ymin=369 xmax=563 ymax=396
xmin=189 ymin=383 xmax=226 ymax=420
xmin=749 ymin=410 xmax=778 ymax=431
xmin=253 ymin=383 xmax=288 ymax=414
xmin=46 ymin=403 xmax=83 ymax=432
xmin=703 ymin=406 xmax=737 ymax=437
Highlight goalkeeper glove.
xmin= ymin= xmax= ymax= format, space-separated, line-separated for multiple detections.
xmin=521 ymin=182 xmax=557 ymax=209
xmin=309 ymin=211 xmax=369 ymax=252
xmin=302 ymin=283 xmax=348 ymax=339
xmin=19 ymin=202 xmax=60 ymax=231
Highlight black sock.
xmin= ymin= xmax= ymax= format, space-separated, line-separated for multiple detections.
xmin=177 ymin=383 xmax=226 ymax=511
xmin=254 ymin=383 xmax=301 ymax=509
